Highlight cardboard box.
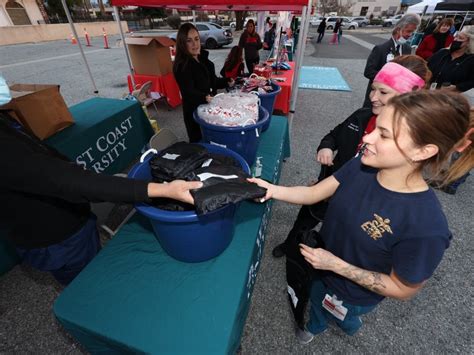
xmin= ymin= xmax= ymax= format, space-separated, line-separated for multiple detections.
xmin=126 ymin=36 xmax=175 ymax=76
xmin=1 ymin=84 xmax=74 ymax=140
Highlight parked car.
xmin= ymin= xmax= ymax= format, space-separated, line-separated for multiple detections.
xmin=310 ymin=16 xmax=358 ymax=29
xmin=169 ymin=22 xmax=233 ymax=49
xmin=350 ymin=16 xmax=370 ymax=27
xmin=383 ymin=14 xmax=404 ymax=27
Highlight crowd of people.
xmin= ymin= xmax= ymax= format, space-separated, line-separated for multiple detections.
xmin=1 ymin=12 xmax=473 ymax=350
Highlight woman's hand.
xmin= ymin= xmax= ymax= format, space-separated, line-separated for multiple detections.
xmin=205 ymin=95 xmax=212 ymax=103
xmin=147 ymin=180 xmax=203 ymax=205
xmin=316 ymin=148 xmax=334 ymax=166
xmin=247 ymin=177 xmax=275 ymax=202
xmin=299 ymin=244 xmax=339 ymax=271
xmin=228 ymin=78 xmax=235 ymax=88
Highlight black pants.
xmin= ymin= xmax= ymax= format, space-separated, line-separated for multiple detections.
xmin=317 ymin=32 xmax=325 ymax=43
xmin=245 ymin=56 xmax=260 ymax=74
xmin=281 ymin=201 xmax=328 ymax=254
xmin=183 ymin=105 xmax=202 ymax=143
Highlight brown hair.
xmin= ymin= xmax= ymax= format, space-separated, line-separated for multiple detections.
xmin=223 ymin=46 xmax=243 ymax=73
xmin=389 ymin=91 xmax=473 ymax=185
xmin=433 ymin=18 xmax=454 ymax=33
xmin=173 ymin=23 xmax=198 ymax=71
xmin=391 ymin=55 xmax=432 ymax=85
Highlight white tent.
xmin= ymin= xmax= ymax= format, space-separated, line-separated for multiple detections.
xmin=407 ymin=0 xmax=444 ymax=14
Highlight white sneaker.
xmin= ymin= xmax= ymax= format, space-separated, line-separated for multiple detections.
xmin=295 ymin=326 xmax=315 ymax=345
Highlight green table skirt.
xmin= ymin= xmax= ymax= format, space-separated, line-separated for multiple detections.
xmin=54 ymin=116 xmax=290 ymax=354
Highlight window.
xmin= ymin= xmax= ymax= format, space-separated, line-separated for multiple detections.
xmin=196 ymin=24 xmax=209 ymax=31
xmin=209 ymin=23 xmax=222 ymax=29
xmin=5 ymin=1 xmax=31 ymax=25
xmin=373 ymin=6 xmax=382 ymax=12
xmin=360 ymin=7 xmax=369 ymax=16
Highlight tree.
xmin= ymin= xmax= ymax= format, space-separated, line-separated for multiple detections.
xmin=318 ymin=0 xmax=354 ymax=16
xmin=235 ymin=10 xmax=248 ymax=30
xmin=45 ymin=0 xmax=82 ymax=18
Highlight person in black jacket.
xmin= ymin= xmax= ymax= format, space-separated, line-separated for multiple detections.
xmin=173 ymin=23 xmax=232 ymax=143
xmin=362 ymin=14 xmax=420 ymax=107
xmin=427 ymin=26 xmax=474 ymax=92
xmin=0 ymin=110 xmax=202 ymax=285
xmin=272 ymin=55 xmax=431 ymax=259
xmin=316 ymin=18 xmax=326 ymax=43
xmin=238 ymin=19 xmax=263 ymax=74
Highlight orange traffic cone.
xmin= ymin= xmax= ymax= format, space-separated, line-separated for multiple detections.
xmin=84 ymin=28 xmax=92 ymax=47
xmin=70 ymin=34 xmax=77 ymax=45
xmin=102 ymin=27 xmax=109 ymax=49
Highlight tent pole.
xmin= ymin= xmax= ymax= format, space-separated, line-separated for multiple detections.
xmin=61 ymin=0 xmax=99 ymax=94
xmin=193 ymin=10 xmax=196 ymax=25
xmin=288 ymin=0 xmax=312 ymax=132
xmin=113 ymin=6 xmax=135 ymax=89
xmin=459 ymin=11 xmax=469 ymax=30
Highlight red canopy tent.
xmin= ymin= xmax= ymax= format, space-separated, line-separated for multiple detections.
xmin=60 ymin=0 xmax=312 ymax=125
xmin=110 ymin=0 xmax=313 ymax=125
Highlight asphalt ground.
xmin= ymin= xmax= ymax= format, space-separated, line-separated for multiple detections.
xmin=0 ymin=29 xmax=473 ymax=354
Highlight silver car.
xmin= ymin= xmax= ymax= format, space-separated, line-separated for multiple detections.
xmin=169 ymin=22 xmax=233 ymax=49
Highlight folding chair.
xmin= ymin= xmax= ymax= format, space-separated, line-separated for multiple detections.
xmin=131 ymin=81 xmax=158 ymax=119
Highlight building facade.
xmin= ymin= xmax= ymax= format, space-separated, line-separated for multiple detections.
xmin=0 ymin=0 xmax=45 ymax=26
xmin=346 ymin=0 xmax=401 ymax=17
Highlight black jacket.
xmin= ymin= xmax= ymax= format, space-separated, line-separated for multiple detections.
xmin=173 ymin=49 xmax=228 ymax=111
xmin=316 ymin=108 xmax=373 ymax=179
xmin=362 ymin=38 xmax=412 ymax=106
xmin=428 ymin=49 xmax=474 ymax=92
xmin=0 ymin=113 xmax=149 ymax=249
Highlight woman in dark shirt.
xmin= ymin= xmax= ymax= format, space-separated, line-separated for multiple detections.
xmin=238 ymin=19 xmax=263 ymax=74
xmin=428 ymin=26 xmax=474 ymax=92
xmin=173 ymin=23 xmax=232 ymax=142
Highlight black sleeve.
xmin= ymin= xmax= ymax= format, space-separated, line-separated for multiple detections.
xmin=455 ymin=58 xmax=474 ymax=92
xmin=317 ymin=110 xmax=362 ymax=152
xmin=256 ymin=34 xmax=263 ymax=51
xmin=364 ymin=45 xmax=383 ymax=80
xmin=220 ymin=64 xmax=226 ymax=78
xmin=238 ymin=32 xmax=246 ymax=48
xmin=174 ymin=63 xmax=208 ymax=107
xmin=0 ymin=137 xmax=150 ymax=204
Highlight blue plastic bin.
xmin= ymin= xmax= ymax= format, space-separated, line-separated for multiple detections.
xmin=259 ymin=81 xmax=281 ymax=132
xmin=193 ymin=106 xmax=269 ymax=166
xmin=128 ymin=144 xmax=250 ymax=263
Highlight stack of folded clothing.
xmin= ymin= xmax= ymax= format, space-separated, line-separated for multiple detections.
xmin=148 ymin=142 xmax=267 ymax=214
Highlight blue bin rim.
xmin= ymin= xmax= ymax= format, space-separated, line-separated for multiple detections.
xmin=193 ymin=105 xmax=269 ymax=132
xmin=258 ymin=81 xmax=281 ymax=97
xmin=128 ymin=143 xmax=250 ymax=223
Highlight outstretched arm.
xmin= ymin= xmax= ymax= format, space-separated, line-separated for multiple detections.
xmin=300 ymin=245 xmax=425 ymax=300
xmin=248 ymin=174 xmax=339 ymax=205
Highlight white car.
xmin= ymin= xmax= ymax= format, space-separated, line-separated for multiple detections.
xmin=311 ymin=16 xmax=358 ymax=30
xmin=383 ymin=14 xmax=404 ymax=27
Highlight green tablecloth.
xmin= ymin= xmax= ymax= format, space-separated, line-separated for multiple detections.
xmin=47 ymin=98 xmax=154 ymax=175
xmin=53 ymin=115 xmax=290 ymax=354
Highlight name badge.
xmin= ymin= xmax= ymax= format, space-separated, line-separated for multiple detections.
xmin=430 ymin=82 xmax=438 ymax=91
xmin=386 ymin=53 xmax=395 ymax=62
xmin=322 ymin=294 xmax=348 ymax=321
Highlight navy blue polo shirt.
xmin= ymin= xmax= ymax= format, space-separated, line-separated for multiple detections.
xmin=321 ymin=157 xmax=451 ymax=306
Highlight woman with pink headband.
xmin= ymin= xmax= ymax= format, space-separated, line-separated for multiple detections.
xmin=270 ymin=55 xmax=431 ymax=334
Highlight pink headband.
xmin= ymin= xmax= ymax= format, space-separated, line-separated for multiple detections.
xmin=374 ymin=62 xmax=425 ymax=93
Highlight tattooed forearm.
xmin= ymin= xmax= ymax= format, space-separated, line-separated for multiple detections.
xmin=338 ymin=264 xmax=387 ymax=295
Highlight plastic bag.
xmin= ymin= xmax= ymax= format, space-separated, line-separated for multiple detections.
xmin=197 ymin=92 xmax=259 ymax=127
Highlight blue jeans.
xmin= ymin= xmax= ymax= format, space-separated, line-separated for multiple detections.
xmin=307 ymin=280 xmax=377 ymax=336
xmin=16 ymin=216 xmax=101 ymax=285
